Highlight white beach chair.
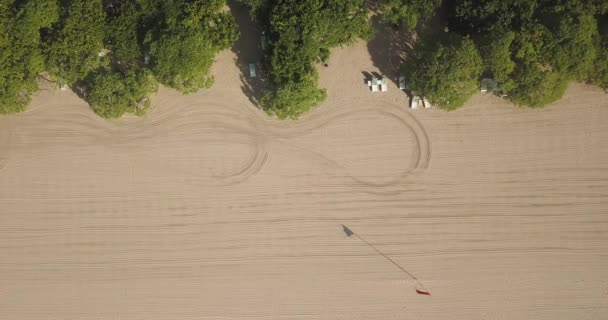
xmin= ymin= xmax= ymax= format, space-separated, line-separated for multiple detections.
xmin=411 ymin=96 xmax=420 ymax=109
xmin=249 ymin=63 xmax=257 ymax=78
xmin=369 ymin=77 xmax=379 ymax=92
xmin=399 ymin=76 xmax=406 ymax=90
xmin=423 ymin=97 xmax=432 ymax=108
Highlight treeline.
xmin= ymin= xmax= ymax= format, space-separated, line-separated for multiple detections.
xmin=1 ymin=0 xmax=237 ymax=117
xmin=2 ymin=0 xmax=608 ymax=118
xmin=404 ymin=0 xmax=608 ymax=110
xmin=238 ymin=0 xmax=442 ymax=118
xmin=239 ymin=0 xmax=372 ymax=118
xmin=239 ymin=0 xmax=608 ymax=114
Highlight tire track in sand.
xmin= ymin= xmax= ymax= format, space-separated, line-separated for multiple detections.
xmin=2 ymin=97 xmax=430 ymax=189
xmin=259 ymin=100 xmax=431 ymax=189
xmin=111 ymin=99 xmax=432 ymax=189
xmin=108 ymin=102 xmax=271 ymax=186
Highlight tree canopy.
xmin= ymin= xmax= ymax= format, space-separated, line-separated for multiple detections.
xmin=145 ymin=0 xmax=238 ymax=93
xmin=589 ymin=14 xmax=608 ymax=90
xmin=403 ymin=34 xmax=483 ymax=110
xmin=0 ymin=0 xmax=59 ymax=113
xmin=380 ymin=0 xmax=441 ymax=31
xmin=476 ymin=31 xmax=516 ymax=92
xmin=2 ymin=0 xmax=608 ymax=117
xmin=43 ymin=0 xmax=106 ymax=85
xmin=443 ymin=0 xmax=608 ymax=107
xmin=105 ymin=0 xmax=145 ymax=66
xmin=85 ymin=68 xmax=158 ymax=118
xmin=0 ymin=0 xmax=237 ymax=116
xmin=241 ymin=0 xmax=371 ymax=119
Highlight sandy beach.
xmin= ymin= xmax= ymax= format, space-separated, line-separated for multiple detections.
xmin=1 ymin=12 xmax=608 ymax=319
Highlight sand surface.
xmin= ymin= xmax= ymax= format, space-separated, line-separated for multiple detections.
xmin=2 ymin=11 xmax=608 ymax=319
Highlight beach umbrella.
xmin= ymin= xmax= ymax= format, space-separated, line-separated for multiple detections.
xmin=341 ymin=225 xmax=431 ymax=296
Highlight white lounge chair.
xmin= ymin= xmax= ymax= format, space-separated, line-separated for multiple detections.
xmin=261 ymin=34 xmax=267 ymax=50
xmin=423 ymin=97 xmax=432 ymax=108
xmin=369 ymin=77 xmax=379 ymax=92
xmin=411 ymin=96 xmax=420 ymax=109
xmin=380 ymin=77 xmax=388 ymax=92
xmin=249 ymin=64 xmax=257 ymax=78
xmin=399 ymin=76 xmax=406 ymax=90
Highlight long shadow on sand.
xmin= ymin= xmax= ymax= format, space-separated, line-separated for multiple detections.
xmin=227 ymin=0 xmax=268 ymax=108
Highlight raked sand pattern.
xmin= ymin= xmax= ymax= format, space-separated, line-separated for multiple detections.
xmin=1 ymin=37 xmax=608 ymax=320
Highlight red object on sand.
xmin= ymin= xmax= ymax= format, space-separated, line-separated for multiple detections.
xmin=416 ymin=289 xmax=431 ymax=296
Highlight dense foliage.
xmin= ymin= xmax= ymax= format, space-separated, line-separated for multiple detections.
xmin=105 ymin=0 xmax=145 ymax=66
xmin=1 ymin=0 xmax=237 ymax=117
xmin=85 ymin=68 xmax=158 ymax=118
xmin=145 ymin=0 xmax=238 ymax=93
xmin=44 ymin=0 xmax=106 ymax=85
xmin=588 ymin=13 xmax=608 ymax=90
xmin=241 ymin=0 xmax=371 ymax=119
xmin=403 ymin=34 xmax=483 ymax=110
xmin=0 ymin=0 xmax=58 ymax=113
xmin=3 ymin=0 xmax=608 ymax=117
xmin=444 ymin=0 xmax=608 ymax=107
xmin=380 ymin=0 xmax=441 ymax=31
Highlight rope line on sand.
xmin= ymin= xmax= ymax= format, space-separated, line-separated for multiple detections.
xmin=341 ymin=224 xmax=431 ymax=296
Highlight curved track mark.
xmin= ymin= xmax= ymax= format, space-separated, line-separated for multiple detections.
xmin=261 ymin=102 xmax=431 ymax=189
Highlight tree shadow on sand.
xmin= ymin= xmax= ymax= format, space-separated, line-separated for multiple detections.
xmin=366 ymin=2 xmax=451 ymax=88
xmin=227 ymin=0 xmax=268 ymax=108
xmin=366 ymin=16 xmax=417 ymax=87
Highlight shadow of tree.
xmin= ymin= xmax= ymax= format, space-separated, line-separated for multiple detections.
xmin=72 ymin=79 xmax=88 ymax=101
xmin=227 ymin=0 xmax=268 ymax=108
xmin=366 ymin=15 xmax=417 ymax=87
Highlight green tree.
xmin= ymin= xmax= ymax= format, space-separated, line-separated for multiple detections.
xmin=85 ymin=68 xmax=158 ymax=118
xmin=478 ymin=31 xmax=516 ymax=92
xmin=318 ymin=0 xmax=373 ymax=47
xmin=589 ymin=46 xmax=608 ymax=90
xmin=501 ymin=23 xmax=568 ymax=106
xmin=508 ymin=63 xmax=569 ymax=107
xmin=542 ymin=0 xmax=608 ymax=16
xmin=539 ymin=9 xmax=599 ymax=80
xmin=149 ymin=31 xmax=218 ymax=93
xmin=380 ymin=0 xmax=441 ymax=31
xmin=262 ymin=81 xmax=327 ymax=119
xmin=145 ymin=0 xmax=238 ymax=93
xmin=105 ymin=0 xmax=144 ymax=66
xmin=260 ymin=0 xmax=325 ymax=118
xmin=447 ymin=0 xmax=607 ymax=107
xmin=448 ymin=0 xmax=537 ymax=35
xmin=589 ymin=14 xmax=608 ymax=90
xmin=246 ymin=0 xmax=370 ymax=118
xmin=44 ymin=0 xmax=106 ymax=85
xmin=403 ymin=34 xmax=483 ymax=110
xmin=238 ymin=0 xmax=273 ymax=27
xmin=0 ymin=0 xmax=59 ymax=113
